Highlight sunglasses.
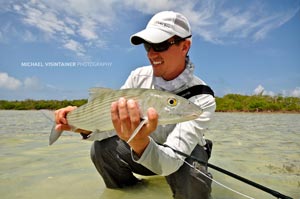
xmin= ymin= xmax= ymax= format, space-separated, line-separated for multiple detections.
xmin=143 ymin=35 xmax=192 ymax=52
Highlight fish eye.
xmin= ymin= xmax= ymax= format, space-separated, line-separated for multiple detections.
xmin=167 ymin=97 xmax=177 ymax=107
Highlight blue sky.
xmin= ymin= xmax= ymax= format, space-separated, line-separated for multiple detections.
xmin=0 ymin=0 xmax=300 ymax=100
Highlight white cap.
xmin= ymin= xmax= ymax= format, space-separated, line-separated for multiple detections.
xmin=130 ymin=11 xmax=192 ymax=45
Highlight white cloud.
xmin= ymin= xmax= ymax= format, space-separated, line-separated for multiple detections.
xmin=122 ymin=0 xmax=172 ymax=13
xmin=220 ymin=10 xmax=250 ymax=33
xmin=252 ymin=9 xmax=299 ymax=41
xmin=79 ymin=18 xmax=98 ymax=40
xmin=253 ymin=85 xmax=300 ymax=97
xmin=194 ymin=1 xmax=300 ymax=43
xmin=283 ymin=87 xmax=300 ymax=97
xmin=0 ymin=72 xmax=22 ymax=90
xmin=23 ymin=30 xmax=37 ymax=42
xmin=4 ymin=0 xmax=300 ymax=54
xmin=264 ymin=90 xmax=276 ymax=97
xmin=291 ymin=87 xmax=300 ymax=97
xmin=253 ymin=84 xmax=276 ymax=96
xmin=24 ymin=76 xmax=42 ymax=90
xmin=63 ymin=39 xmax=85 ymax=56
xmin=121 ymin=0 xmax=300 ymax=44
xmin=253 ymin=84 xmax=265 ymax=95
xmin=13 ymin=4 xmax=21 ymax=11
xmin=20 ymin=2 xmax=77 ymax=41
xmin=0 ymin=72 xmax=46 ymax=91
xmin=7 ymin=0 xmax=111 ymax=56
xmin=45 ymin=84 xmax=58 ymax=90
xmin=0 ymin=31 xmax=3 ymax=43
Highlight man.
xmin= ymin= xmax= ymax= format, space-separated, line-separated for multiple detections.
xmin=55 ymin=11 xmax=216 ymax=199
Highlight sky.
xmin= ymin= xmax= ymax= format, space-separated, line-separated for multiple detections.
xmin=0 ymin=0 xmax=300 ymax=100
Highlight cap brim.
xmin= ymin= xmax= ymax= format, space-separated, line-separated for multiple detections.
xmin=130 ymin=28 xmax=174 ymax=45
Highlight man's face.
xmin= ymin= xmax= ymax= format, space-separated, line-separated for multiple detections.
xmin=145 ymin=37 xmax=190 ymax=81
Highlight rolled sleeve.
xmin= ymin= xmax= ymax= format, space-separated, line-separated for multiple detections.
xmin=131 ymin=137 xmax=184 ymax=176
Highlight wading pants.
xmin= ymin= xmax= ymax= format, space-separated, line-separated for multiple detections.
xmin=90 ymin=136 xmax=212 ymax=199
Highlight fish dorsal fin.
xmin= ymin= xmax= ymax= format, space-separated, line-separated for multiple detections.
xmin=88 ymin=87 xmax=114 ymax=102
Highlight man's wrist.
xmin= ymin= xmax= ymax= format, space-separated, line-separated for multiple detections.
xmin=129 ymin=137 xmax=150 ymax=157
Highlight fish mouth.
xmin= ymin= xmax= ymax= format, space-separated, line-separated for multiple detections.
xmin=182 ymin=111 xmax=203 ymax=121
xmin=186 ymin=113 xmax=201 ymax=120
xmin=159 ymin=113 xmax=201 ymax=125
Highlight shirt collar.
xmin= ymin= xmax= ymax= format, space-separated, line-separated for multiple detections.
xmin=153 ymin=56 xmax=194 ymax=92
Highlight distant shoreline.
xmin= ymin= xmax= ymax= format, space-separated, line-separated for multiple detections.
xmin=1 ymin=94 xmax=299 ymax=113
xmin=215 ymin=110 xmax=300 ymax=114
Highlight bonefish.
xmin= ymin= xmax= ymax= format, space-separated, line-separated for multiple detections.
xmin=49 ymin=88 xmax=203 ymax=145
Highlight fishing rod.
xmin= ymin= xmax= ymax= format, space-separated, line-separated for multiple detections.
xmin=206 ymin=162 xmax=293 ymax=199
xmin=164 ymin=145 xmax=293 ymax=199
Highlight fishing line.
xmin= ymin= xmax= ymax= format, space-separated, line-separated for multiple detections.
xmin=179 ymin=156 xmax=255 ymax=199
xmin=166 ymin=146 xmax=256 ymax=199
xmin=164 ymin=144 xmax=293 ymax=199
xmin=40 ymin=110 xmax=54 ymax=123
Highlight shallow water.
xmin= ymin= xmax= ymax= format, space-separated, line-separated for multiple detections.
xmin=0 ymin=110 xmax=299 ymax=199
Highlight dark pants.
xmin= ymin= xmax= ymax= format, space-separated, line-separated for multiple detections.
xmin=90 ymin=136 xmax=212 ymax=199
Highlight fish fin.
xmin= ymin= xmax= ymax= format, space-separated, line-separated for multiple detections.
xmin=88 ymin=87 xmax=114 ymax=102
xmin=127 ymin=117 xmax=148 ymax=144
xmin=49 ymin=124 xmax=80 ymax=145
xmin=49 ymin=124 xmax=63 ymax=145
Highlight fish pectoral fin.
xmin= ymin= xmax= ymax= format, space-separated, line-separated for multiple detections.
xmin=127 ymin=117 xmax=148 ymax=144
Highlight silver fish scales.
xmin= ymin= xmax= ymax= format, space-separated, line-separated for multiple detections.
xmin=49 ymin=87 xmax=203 ymax=145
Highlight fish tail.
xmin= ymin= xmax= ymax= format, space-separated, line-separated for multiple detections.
xmin=49 ymin=123 xmax=63 ymax=145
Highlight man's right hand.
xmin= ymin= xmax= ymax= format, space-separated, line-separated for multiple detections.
xmin=54 ymin=106 xmax=77 ymax=132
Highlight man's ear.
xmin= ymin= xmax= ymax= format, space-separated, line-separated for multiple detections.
xmin=181 ymin=39 xmax=191 ymax=55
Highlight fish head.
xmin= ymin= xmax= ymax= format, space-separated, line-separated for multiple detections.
xmin=140 ymin=90 xmax=203 ymax=125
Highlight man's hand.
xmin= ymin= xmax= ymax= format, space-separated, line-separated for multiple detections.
xmin=54 ymin=106 xmax=77 ymax=132
xmin=111 ymin=97 xmax=158 ymax=156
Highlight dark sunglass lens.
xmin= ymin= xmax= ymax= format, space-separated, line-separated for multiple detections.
xmin=152 ymin=41 xmax=170 ymax=52
xmin=144 ymin=43 xmax=151 ymax=52
xmin=143 ymin=40 xmax=173 ymax=52
xmin=143 ymin=36 xmax=191 ymax=53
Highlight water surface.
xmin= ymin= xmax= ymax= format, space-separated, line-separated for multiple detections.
xmin=0 ymin=111 xmax=299 ymax=199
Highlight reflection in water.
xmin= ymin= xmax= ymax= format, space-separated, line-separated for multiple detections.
xmin=0 ymin=111 xmax=299 ymax=199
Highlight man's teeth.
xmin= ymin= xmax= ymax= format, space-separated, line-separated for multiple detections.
xmin=153 ymin=61 xmax=162 ymax=65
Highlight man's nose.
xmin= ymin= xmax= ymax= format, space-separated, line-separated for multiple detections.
xmin=147 ymin=47 xmax=160 ymax=58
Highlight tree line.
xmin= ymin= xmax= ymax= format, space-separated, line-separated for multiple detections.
xmin=0 ymin=99 xmax=87 ymax=110
xmin=215 ymin=94 xmax=300 ymax=112
xmin=0 ymin=94 xmax=299 ymax=112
